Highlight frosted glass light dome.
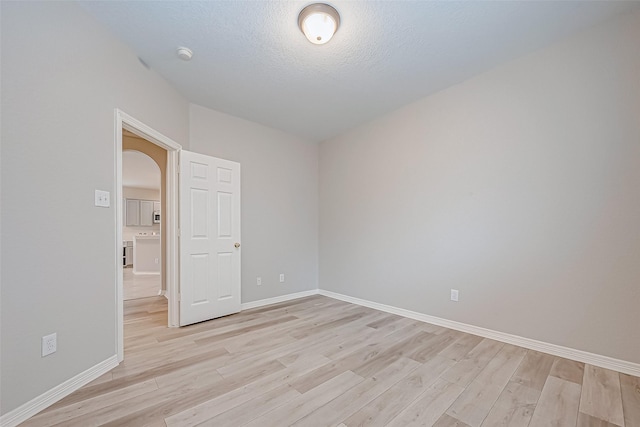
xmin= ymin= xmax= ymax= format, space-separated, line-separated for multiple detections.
xmin=298 ymin=4 xmax=340 ymax=45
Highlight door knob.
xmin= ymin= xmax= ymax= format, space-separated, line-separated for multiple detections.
xmin=234 ymin=243 xmax=241 ymax=248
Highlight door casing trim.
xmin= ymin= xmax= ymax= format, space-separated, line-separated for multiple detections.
xmin=115 ymin=109 xmax=182 ymax=362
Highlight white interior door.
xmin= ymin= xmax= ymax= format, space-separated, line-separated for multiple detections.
xmin=179 ymin=150 xmax=241 ymax=326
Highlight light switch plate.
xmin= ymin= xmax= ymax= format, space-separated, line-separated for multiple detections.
xmin=450 ymin=289 xmax=459 ymax=302
xmin=95 ymin=190 xmax=110 ymax=208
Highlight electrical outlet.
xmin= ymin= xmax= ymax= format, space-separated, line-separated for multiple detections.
xmin=450 ymin=289 xmax=459 ymax=302
xmin=42 ymin=333 xmax=57 ymax=357
xmin=94 ymin=190 xmax=110 ymax=208
xmin=257 ymin=277 xmax=262 ymax=286
xmin=155 ymin=258 xmax=159 ymax=264
xmin=279 ymin=273 xmax=285 ymax=283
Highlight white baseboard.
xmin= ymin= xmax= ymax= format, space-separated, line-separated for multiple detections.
xmin=318 ymin=289 xmax=640 ymax=377
xmin=241 ymin=289 xmax=319 ymax=311
xmin=0 ymin=355 xmax=119 ymax=427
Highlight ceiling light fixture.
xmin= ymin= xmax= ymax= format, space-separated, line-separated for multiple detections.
xmin=298 ymin=3 xmax=340 ymax=45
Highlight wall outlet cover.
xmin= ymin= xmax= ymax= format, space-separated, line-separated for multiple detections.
xmin=450 ymin=289 xmax=459 ymax=302
xmin=279 ymin=274 xmax=285 ymax=283
xmin=257 ymin=277 xmax=262 ymax=286
xmin=42 ymin=333 xmax=57 ymax=357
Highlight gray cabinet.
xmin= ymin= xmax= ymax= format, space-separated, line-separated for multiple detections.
xmin=140 ymin=200 xmax=154 ymax=226
xmin=125 ymin=199 xmax=140 ymax=226
xmin=125 ymin=199 xmax=159 ymax=226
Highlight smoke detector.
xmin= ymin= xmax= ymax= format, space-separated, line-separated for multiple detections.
xmin=176 ymin=47 xmax=193 ymax=61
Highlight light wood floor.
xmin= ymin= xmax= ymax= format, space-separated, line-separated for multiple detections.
xmin=124 ymin=267 xmax=161 ymax=301
xmin=22 ymin=295 xmax=640 ymax=426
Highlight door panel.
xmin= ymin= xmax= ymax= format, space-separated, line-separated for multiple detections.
xmin=179 ymin=150 xmax=241 ymax=326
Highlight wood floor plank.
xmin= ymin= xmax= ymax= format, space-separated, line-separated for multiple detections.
xmin=438 ymin=333 xmax=485 ymax=362
xmin=577 ymin=412 xmax=622 ymax=427
xmin=446 ymin=344 xmax=527 ymax=426
xmin=165 ymin=352 xmax=331 ymax=427
xmin=243 ymin=370 xmax=364 ymax=427
xmin=216 ymin=331 xmax=338 ymax=377
xmin=289 ymin=310 xmax=372 ymax=339
xmin=433 ymin=413 xmax=472 ymax=427
xmin=366 ymin=313 xmax=405 ymax=329
xmin=405 ymin=329 xmax=463 ymax=364
xmin=351 ymin=330 xmax=435 ymax=378
xmin=20 ymin=379 xmax=159 ymax=427
xmin=529 ymin=376 xmax=581 ymax=427
xmin=48 ymin=347 xmax=230 ymax=409
xmin=440 ymin=338 xmax=504 ymax=387
xmin=194 ymin=383 xmax=301 ymax=426
xmin=51 ymin=371 xmax=223 ymax=427
xmin=550 ymin=357 xmax=585 ymax=385
xmin=193 ymin=315 xmax=299 ymax=346
xmin=22 ymin=295 xmax=640 ymax=427
xmin=510 ymin=350 xmax=555 ymax=391
xmin=321 ymin=318 xmax=418 ymax=361
xmin=97 ymin=359 xmax=287 ymax=427
xmin=386 ymin=378 xmax=466 ymax=427
xmin=154 ymin=360 xmax=225 ymax=390
xmin=291 ymin=357 xmax=420 ymax=426
xmin=343 ymin=355 xmax=455 ymax=426
xmin=480 ymin=381 xmax=540 ymax=427
xmin=620 ymin=373 xmax=640 ymax=427
xmin=579 ymin=365 xmax=625 ymax=426
xmin=288 ymin=325 xmax=426 ymax=394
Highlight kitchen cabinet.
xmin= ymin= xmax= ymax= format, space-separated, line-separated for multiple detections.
xmin=133 ymin=235 xmax=160 ymax=274
xmin=125 ymin=199 xmax=140 ymax=226
xmin=140 ymin=200 xmax=154 ymax=226
xmin=125 ymin=199 xmax=159 ymax=226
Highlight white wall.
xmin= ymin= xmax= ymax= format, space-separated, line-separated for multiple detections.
xmin=190 ymin=104 xmax=319 ymax=304
xmin=122 ymin=187 xmax=161 ymax=241
xmin=0 ymin=2 xmax=189 ymax=414
xmin=319 ymin=11 xmax=640 ymax=364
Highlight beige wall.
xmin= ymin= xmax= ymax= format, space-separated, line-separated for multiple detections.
xmin=189 ymin=104 xmax=319 ymax=304
xmin=1 ymin=1 xmax=189 ymax=414
xmin=319 ymin=11 xmax=640 ymax=364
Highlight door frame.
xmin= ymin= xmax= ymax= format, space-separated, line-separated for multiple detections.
xmin=114 ymin=109 xmax=182 ymax=362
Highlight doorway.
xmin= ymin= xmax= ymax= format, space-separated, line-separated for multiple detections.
xmin=122 ymin=148 xmax=162 ymax=300
xmin=115 ymin=109 xmax=181 ymax=362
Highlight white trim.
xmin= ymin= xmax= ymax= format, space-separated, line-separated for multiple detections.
xmin=241 ymin=289 xmax=319 ymax=311
xmin=166 ymin=150 xmax=180 ymax=328
xmin=318 ymin=289 xmax=640 ymax=377
xmin=0 ymin=356 xmax=118 ymax=427
xmin=115 ymin=109 xmax=183 ymax=362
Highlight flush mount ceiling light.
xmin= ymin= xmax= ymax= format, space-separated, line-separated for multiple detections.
xmin=298 ymin=3 xmax=340 ymax=45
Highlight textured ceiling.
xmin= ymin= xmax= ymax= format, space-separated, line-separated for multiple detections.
xmin=80 ymin=1 xmax=638 ymax=142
